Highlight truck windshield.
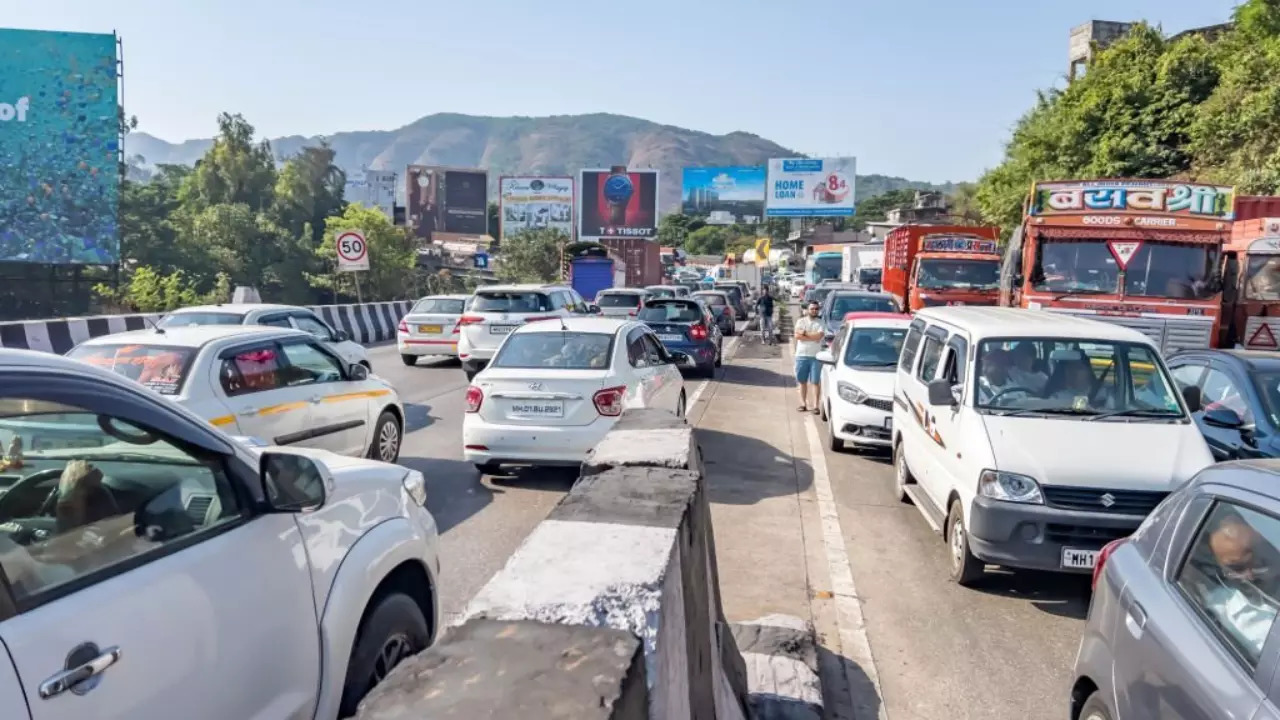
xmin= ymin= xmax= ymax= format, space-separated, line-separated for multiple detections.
xmin=916 ymin=258 xmax=999 ymax=291
xmin=1245 ymin=255 xmax=1280 ymax=301
xmin=858 ymin=267 xmax=882 ymax=286
xmin=1033 ymin=239 xmax=1218 ymax=299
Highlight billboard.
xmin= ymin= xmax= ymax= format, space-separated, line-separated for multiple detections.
xmin=344 ymin=168 xmax=396 ymax=220
xmin=765 ymin=157 xmax=857 ymax=218
xmin=681 ymin=166 xmax=765 ymax=225
xmin=405 ymin=165 xmax=489 ymax=245
xmin=0 ymin=29 xmax=120 ymax=265
xmin=578 ymin=167 xmax=659 ymax=241
xmin=499 ymin=176 xmax=574 ymax=242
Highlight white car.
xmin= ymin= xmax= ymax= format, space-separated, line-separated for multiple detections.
xmin=0 ymin=349 xmax=439 ymax=720
xmin=67 ymin=325 xmax=405 ymax=462
xmin=462 ymin=318 xmax=686 ymax=473
xmin=397 ymin=294 xmax=472 ymax=365
xmin=594 ymin=288 xmax=650 ymax=319
xmin=457 ymin=284 xmax=597 ymax=380
xmin=816 ymin=312 xmax=912 ymax=451
xmin=159 ymin=303 xmax=371 ymax=369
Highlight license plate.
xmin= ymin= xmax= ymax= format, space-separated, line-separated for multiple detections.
xmin=658 ymin=333 xmax=684 ymax=343
xmin=884 ymin=417 xmax=893 ymax=431
xmin=509 ymin=401 xmax=564 ymax=418
xmin=1061 ymin=547 xmax=1099 ymax=570
xmin=419 ymin=324 xmax=442 ymax=334
xmin=490 ymin=325 xmax=516 ymax=335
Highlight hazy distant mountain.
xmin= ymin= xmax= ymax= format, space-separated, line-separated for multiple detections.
xmin=126 ymin=112 xmax=957 ymax=209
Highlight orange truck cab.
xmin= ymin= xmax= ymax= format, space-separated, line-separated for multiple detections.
xmin=999 ymin=179 xmax=1235 ymax=355
xmin=1223 ymin=201 xmax=1280 ymax=349
xmin=882 ymin=224 xmax=1002 ymax=311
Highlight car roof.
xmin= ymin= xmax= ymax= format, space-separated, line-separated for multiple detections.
xmin=828 ymin=290 xmax=891 ymax=299
xmin=692 ymin=290 xmax=728 ymax=295
xmin=75 ymin=325 xmax=305 ymax=350
xmin=1189 ymin=460 xmax=1280 ymax=499
xmin=645 ymin=284 xmax=682 ymax=289
xmin=843 ymin=312 xmax=912 ymax=326
xmin=1172 ymin=348 xmax=1280 ymax=371
xmin=476 ymin=284 xmax=560 ymax=293
xmin=168 ymin=303 xmax=296 ymax=314
xmin=914 ymin=307 xmax=1153 ymax=343
xmin=415 ymin=294 xmax=470 ymax=301
xmin=513 ymin=317 xmax=632 ymax=335
xmin=599 ymin=288 xmax=646 ymax=294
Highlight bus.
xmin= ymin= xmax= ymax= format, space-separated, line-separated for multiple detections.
xmin=804 ymin=251 xmax=843 ymax=287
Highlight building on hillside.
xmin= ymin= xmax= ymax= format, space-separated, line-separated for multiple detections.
xmin=885 ymin=191 xmax=949 ymax=225
xmin=1069 ymin=19 xmax=1235 ymax=82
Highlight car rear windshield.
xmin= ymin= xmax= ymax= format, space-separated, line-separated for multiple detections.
xmin=715 ymin=285 xmax=743 ymax=301
xmin=640 ymin=301 xmax=702 ymax=323
xmin=597 ymin=293 xmax=642 ymax=308
xmin=829 ymin=295 xmax=896 ymax=318
xmin=490 ymin=332 xmax=613 ymax=370
xmin=646 ymin=287 xmax=677 ymax=298
xmin=67 ymin=344 xmax=197 ymax=396
xmin=412 ymin=298 xmax=466 ymax=314
xmin=694 ymin=293 xmax=727 ymax=306
xmin=472 ymin=291 xmax=553 ymax=313
xmin=158 ymin=311 xmax=244 ymax=327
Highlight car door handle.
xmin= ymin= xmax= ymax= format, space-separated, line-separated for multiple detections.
xmin=238 ymin=408 xmax=259 ymax=417
xmin=39 ymin=646 xmax=122 ymax=699
xmin=1124 ymin=602 xmax=1147 ymax=639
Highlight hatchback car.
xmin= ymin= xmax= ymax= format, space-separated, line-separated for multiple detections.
xmin=462 ymin=318 xmax=687 ymax=473
xmin=713 ymin=283 xmax=750 ymax=320
xmin=0 ymin=349 xmax=438 ymax=720
xmin=1168 ymin=349 xmax=1280 ymax=461
xmin=397 ymin=294 xmax=471 ymax=365
xmin=159 ymin=303 xmax=370 ymax=369
xmin=638 ymin=298 xmax=723 ymax=378
xmin=1073 ymin=460 xmax=1280 ymax=720
xmin=692 ymin=290 xmax=737 ymax=336
xmin=456 ymin=284 xmax=596 ymax=380
xmin=816 ymin=312 xmax=911 ymax=451
xmin=68 ymin=326 xmax=405 ymax=462
xmin=819 ymin=290 xmax=902 ymax=347
xmin=595 ymin=288 xmax=651 ymax=319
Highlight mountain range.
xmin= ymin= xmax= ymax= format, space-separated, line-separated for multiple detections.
xmin=125 ymin=112 xmax=958 ymax=210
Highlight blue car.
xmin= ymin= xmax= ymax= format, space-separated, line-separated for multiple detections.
xmin=638 ymin=298 xmax=723 ymax=378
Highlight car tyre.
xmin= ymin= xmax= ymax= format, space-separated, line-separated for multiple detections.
xmin=1079 ymin=691 xmax=1113 ymax=720
xmin=820 ymin=398 xmax=828 ymax=422
xmin=367 ymin=411 xmax=402 ymax=463
xmin=474 ymin=462 xmax=501 ymax=475
xmin=339 ymin=592 xmax=431 ymax=717
xmin=715 ymin=343 xmax=723 ymax=368
xmin=893 ymin=441 xmax=913 ymax=504
xmin=826 ymin=406 xmax=843 ymax=453
xmin=946 ymin=498 xmax=985 ymax=587
xmin=676 ymin=391 xmax=687 ymax=418
xmin=400 ymin=354 xmax=417 ymax=367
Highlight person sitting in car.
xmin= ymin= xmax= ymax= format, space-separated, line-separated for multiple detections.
xmin=1007 ymin=342 xmax=1048 ymax=394
xmin=977 ymin=349 xmax=1015 ymax=404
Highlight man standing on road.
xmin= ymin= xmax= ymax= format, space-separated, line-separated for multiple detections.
xmin=794 ymin=301 xmax=825 ymax=413
xmin=757 ymin=289 xmax=776 ymax=345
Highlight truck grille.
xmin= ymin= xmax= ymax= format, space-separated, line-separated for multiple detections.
xmin=919 ymin=297 xmax=998 ymax=308
xmin=1042 ymin=486 xmax=1166 ymax=516
xmin=1048 ymin=311 xmax=1212 ymax=354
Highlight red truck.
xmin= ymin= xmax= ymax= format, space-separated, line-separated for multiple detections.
xmin=1223 ymin=197 xmax=1280 ymax=349
xmin=882 ymin=224 xmax=1003 ymax=311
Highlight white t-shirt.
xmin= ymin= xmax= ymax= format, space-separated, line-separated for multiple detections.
xmin=794 ymin=317 xmax=824 ymax=357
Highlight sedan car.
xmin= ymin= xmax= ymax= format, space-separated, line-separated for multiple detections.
xmin=67 ymin=325 xmax=405 ymax=462
xmin=158 ymin=303 xmax=370 ymax=369
xmin=1168 ymin=349 xmax=1280 ymax=460
xmin=462 ymin=318 xmax=686 ymax=473
xmin=456 ymin=284 xmax=594 ymax=381
xmin=1073 ymin=460 xmax=1280 ymax=720
xmin=397 ymin=294 xmax=471 ymax=365
xmin=0 ymin=348 xmax=438 ymax=720
xmin=595 ymin=288 xmax=650 ymax=319
xmin=638 ymin=298 xmax=722 ymax=378
xmin=816 ymin=312 xmax=911 ymax=451
xmin=691 ymin=290 xmax=737 ymax=336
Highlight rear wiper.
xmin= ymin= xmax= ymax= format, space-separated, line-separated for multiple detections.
xmin=1085 ymin=408 xmax=1183 ymax=422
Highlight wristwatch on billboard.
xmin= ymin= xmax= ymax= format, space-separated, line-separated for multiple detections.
xmin=602 ymin=170 xmax=634 ymax=225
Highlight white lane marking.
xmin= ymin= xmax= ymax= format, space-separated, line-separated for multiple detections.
xmin=687 ymin=334 xmax=743 ymax=409
xmin=803 ymin=414 xmax=885 ymax=715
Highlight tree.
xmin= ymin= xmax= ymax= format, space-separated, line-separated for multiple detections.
xmin=312 ymin=204 xmax=416 ymax=301
xmin=947 ymin=182 xmax=983 ymax=224
xmin=271 ymin=143 xmax=347 ymax=248
xmin=684 ymin=226 xmax=729 ymax=255
xmin=856 ymin=188 xmax=916 ymax=223
xmin=487 ymin=202 xmax=500 ymax=239
xmin=179 ymin=113 xmax=277 ymax=211
xmin=496 ymin=227 xmax=567 ymax=283
xmin=657 ymin=213 xmax=701 ymax=247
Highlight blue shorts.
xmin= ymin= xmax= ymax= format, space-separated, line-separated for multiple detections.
xmin=795 ymin=355 xmax=821 ymax=384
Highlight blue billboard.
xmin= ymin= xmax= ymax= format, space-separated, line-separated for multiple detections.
xmin=0 ymin=29 xmax=120 ymax=265
xmin=681 ymin=166 xmax=766 ymax=225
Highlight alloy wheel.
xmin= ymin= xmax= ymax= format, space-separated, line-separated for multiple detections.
xmin=378 ymin=421 xmax=401 ymax=462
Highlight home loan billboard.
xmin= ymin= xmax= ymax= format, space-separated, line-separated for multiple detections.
xmin=765 ymin=157 xmax=856 ymax=218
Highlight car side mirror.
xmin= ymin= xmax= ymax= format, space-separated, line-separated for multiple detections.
xmin=260 ymin=451 xmax=331 ymax=513
xmin=1181 ymin=385 xmax=1202 ymax=413
xmin=331 ymin=330 xmax=350 ymax=343
xmin=816 ymin=349 xmax=836 ymax=365
xmin=588 ymin=304 xmax=601 ymax=315
xmin=349 ymin=363 xmax=370 ymax=381
xmin=927 ymin=379 xmax=956 ymax=407
xmin=1203 ymin=405 xmax=1245 ymax=430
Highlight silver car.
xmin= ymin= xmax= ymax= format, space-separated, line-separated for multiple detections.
xmin=595 ymin=288 xmax=650 ymax=319
xmin=1073 ymin=460 xmax=1280 ymax=720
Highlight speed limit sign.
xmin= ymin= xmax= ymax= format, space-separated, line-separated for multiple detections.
xmin=336 ymin=230 xmax=369 ymax=271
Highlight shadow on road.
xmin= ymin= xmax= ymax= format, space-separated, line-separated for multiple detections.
xmin=969 ymin=567 xmax=1093 ymax=620
xmin=403 ymin=403 xmax=436 ymax=433
xmin=401 ymin=455 xmax=576 ymax=535
xmin=698 ymin=427 xmax=813 ymax=504
xmin=817 ymin=644 xmax=883 ymax=720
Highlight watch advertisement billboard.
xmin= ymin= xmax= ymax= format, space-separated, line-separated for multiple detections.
xmin=578 ymin=167 xmax=659 ymax=241
xmin=765 ymin=157 xmax=857 ymax=218
xmin=681 ymin=166 xmax=765 ymax=225
xmin=0 ymin=29 xmax=120 ymax=265
xmin=406 ymin=165 xmax=489 ymax=245
xmin=499 ymin=176 xmax=574 ymax=242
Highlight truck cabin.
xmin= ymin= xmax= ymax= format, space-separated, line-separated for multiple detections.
xmin=1221 ymin=217 xmax=1280 ymax=348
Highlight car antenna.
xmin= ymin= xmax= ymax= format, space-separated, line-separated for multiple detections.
xmin=144 ymin=315 xmax=165 ymax=335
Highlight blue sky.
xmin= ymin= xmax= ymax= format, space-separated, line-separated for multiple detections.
xmin=3 ymin=0 xmax=1240 ymax=183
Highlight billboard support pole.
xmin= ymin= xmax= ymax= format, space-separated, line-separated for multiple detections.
xmin=353 ymin=272 xmax=364 ymax=305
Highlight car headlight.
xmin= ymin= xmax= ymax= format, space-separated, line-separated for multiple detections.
xmin=402 ymin=470 xmax=427 ymax=506
xmin=836 ymin=381 xmax=867 ymax=404
xmin=977 ymin=470 xmax=1043 ymax=504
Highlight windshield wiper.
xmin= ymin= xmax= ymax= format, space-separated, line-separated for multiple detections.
xmin=1085 ymin=408 xmax=1183 ymax=422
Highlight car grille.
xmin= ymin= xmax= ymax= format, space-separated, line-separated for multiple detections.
xmin=1042 ymin=486 xmax=1167 ymax=516
xmin=1045 ymin=523 xmax=1134 ymax=549
xmin=862 ymin=397 xmax=893 ymax=413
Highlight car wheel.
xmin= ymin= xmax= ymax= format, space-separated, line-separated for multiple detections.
xmin=893 ymin=441 xmax=913 ymax=504
xmin=946 ymin=498 xmax=985 ymax=586
xmin=339 ymin=592 xmax=430 ymax=717
xmin=1079 ymin=691 xmax=1113 ymax=720
xmin=820 ymin=398 xmax=828 ymax=422
xmin=715 ymin=343 xmax=723 ymax=368
xmin=826 ymin=408 xmax=843 ymax=453
xmin=400 ymin=354 xmax=417 ymax=367
xmin=475 ymin=462 xmax=501 ymax=475
xmin=367 ymin=411 xmax=402 ymax=463
xmin=676 ymin=391 xmax=687 ymax=418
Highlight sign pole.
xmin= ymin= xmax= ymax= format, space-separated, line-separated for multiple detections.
xmin=353 ymin=272 xmax=364 ymax=305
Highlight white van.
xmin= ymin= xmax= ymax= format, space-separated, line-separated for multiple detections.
xmin=891 ymin=306 xmax=1213 ymax=585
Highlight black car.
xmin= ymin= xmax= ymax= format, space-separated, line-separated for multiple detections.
xmin=1168 ymin=349 xmax=1280 ymax=460
xmin=713 ymin=283 xmax=750 ymax=320
xmin=638 ymin=298 xmax=723 ymax=378
xmin=818 ymin=290 xmax=901 ymax=347
xmin=691 ymin=290 xmax=737 ymax=336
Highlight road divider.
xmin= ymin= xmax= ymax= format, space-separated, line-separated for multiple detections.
xmin=354 ymin=408 xmax=752 ymax=719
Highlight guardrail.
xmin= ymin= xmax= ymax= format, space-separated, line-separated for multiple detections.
xmin=0 ymin=301 xmax=414 ymax=354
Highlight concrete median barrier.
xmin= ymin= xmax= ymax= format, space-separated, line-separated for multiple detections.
xmin=354 ymin=408 xmax=752 ymax=720
xmin=0 ymin=301 xmax=413 ymax=353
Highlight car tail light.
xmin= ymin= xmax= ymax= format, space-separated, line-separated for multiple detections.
xmin=690 ymin=324 xmax=708 ymax=340
xmin=628 ymin=309 xmax=638 ymax=317
xmin=465 ymin=386 xmax=484 ymax=413
xmin=593 ymin=385 xmax=626 ymax=416
xmin=459 ymin=315 xmax=484 ymax=326
xmin=398 ymin=319 xmax=408 ymax=333
xmin=451 ymin=321 xmax=461 ymax=334
xmin=1092 ymin=537 xmax=1128 ymax=591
